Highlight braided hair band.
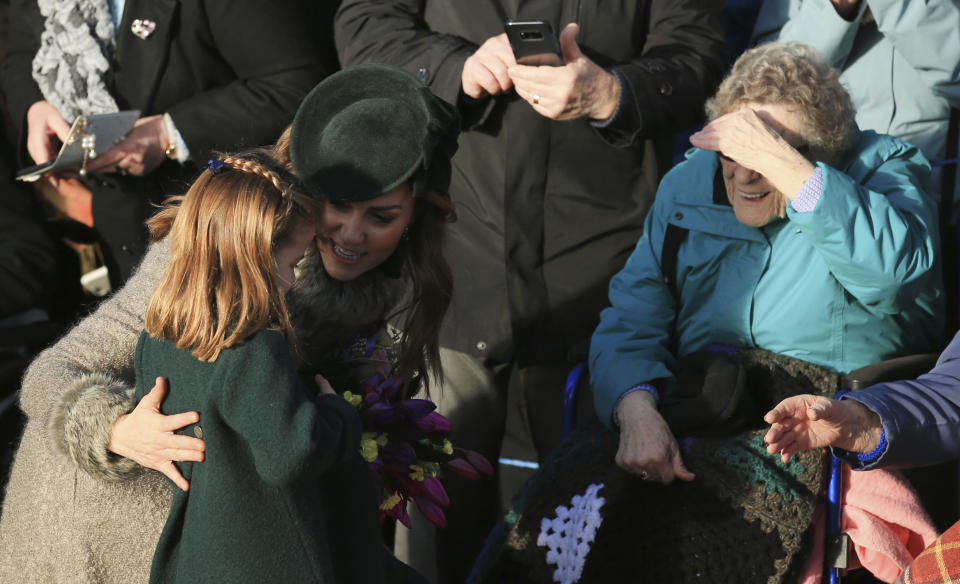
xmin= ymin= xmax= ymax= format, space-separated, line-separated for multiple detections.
xmin=204 ymin=155 xmax=301 ymax=200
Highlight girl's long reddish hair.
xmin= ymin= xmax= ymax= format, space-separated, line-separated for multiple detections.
xmin=145 ymin=149 xmax=319 ymax=361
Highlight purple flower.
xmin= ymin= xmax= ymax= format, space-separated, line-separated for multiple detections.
xmin=414 ymin=497 xmax=447 ymax=529
xmin=415 ymin=411 xmax=452 ymax=433
xmin=464 ymin=449 xmax=494 ymax=476
xmin=399 ymin=399 xmax=437 ymax=418
xmin=420 ymin=476 xmax=450 ymax=507
xmin=445 ymin=458 xmax=480 ymax=480
xmin=339 ymin=363 xmax=490 ymax=528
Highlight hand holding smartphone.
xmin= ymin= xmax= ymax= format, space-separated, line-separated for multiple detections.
xmin=504 ymin=20 xmax=563 ymax=67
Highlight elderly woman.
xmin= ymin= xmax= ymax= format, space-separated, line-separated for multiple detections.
xmin=470 ymin=42 xmax=943 ymax=584
xmin=592 ymin=41 xmax=943 ymax=485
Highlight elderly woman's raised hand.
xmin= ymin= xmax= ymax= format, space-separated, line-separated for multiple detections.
xmin=763 ymin=394 xmax=884 ymax=463
xmin=614 ymin=390 xmax=696 ymax=484
xmin=108 ymin=377 xmax=206 ymax=491
xmin=690 ymin=106 xmax=815 ymax=200
xmin=507 ymin=23 xmax=620 ymax=121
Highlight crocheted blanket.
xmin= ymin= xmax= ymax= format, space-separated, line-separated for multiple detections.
xmin=469 ymin=349 xmax=839 ymax=584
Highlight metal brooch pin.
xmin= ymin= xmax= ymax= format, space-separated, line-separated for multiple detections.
xmin=131 ymin=19 xmax=157 ymax=40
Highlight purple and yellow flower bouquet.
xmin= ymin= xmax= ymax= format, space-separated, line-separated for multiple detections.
xmin=342 ymin=372 xmax=493 ymax=528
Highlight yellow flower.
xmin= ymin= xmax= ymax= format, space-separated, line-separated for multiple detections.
xmin=342 ymin=391 xmax=362 ymax=407
xmin=360 ymin=434 xmax=379 ymax=462
xmin=409 ymin=464 xmax=426 ymax=481
xmin=379 ymin=492 xmax=402 ymax=511
xmin=442 ymin=439 xmax=453 ymax=455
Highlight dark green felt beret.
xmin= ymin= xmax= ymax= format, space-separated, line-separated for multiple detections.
xmin=290 ymin=64 xmax=460 ymax=201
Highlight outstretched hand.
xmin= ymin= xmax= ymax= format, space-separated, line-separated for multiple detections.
xmin=763 ymin=394 xmax=883 ymax=463
xmin=508 ymin=23 xmax=620 ymax=121
xmin=108 ymin=377 xmax=205 ymax=491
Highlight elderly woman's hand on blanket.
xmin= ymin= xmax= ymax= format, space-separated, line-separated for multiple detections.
xmin=615 ymin=390 xmax=696 ymax=484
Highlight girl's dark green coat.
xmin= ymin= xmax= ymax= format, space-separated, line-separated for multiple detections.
xmin=135 ymin=329 xmax=362 ymax=584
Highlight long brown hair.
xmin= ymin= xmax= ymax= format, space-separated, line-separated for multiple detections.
xmin=392 ymin=189 xmax=456 ymax=395
xmin=145 ymin=149 xmax=320 ymax=361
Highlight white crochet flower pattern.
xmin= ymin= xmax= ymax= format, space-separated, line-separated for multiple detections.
xmin=536 ymin=482 xmax=606 ymax=584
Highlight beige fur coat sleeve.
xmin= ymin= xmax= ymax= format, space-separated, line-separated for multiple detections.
xmin=24 ymin=240 xmax=171 ymax=480
xmin=0 ymin=241 xmax=172 ymax=583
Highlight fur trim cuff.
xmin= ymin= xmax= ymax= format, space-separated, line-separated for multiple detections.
xmin=50 ymin=372 xmax=141 ymax=481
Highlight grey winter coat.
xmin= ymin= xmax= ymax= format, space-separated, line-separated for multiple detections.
xmin=0 ymin=241 xmax=403 ymax=583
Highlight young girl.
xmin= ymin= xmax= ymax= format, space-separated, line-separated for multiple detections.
xmin=0 ymin=64 xmax=459 ymax=584
xmin=135 ymin=149 xmax=361 ymax=583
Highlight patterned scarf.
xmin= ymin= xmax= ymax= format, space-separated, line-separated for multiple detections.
xmin=32 ymin=0 xmax=119 ymax=122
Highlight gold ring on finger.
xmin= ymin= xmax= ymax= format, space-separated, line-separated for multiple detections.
xmin=533 ymin=94 xmax=540 ymax=105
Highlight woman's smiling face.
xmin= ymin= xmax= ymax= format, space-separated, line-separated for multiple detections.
xmin=721 ymin=102 xmax=808 ymax=228
xmin=317 ymin=183 xmax=415 ymax=281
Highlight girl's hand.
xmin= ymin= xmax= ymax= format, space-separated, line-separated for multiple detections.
xmin=108 ymin=377 xmax=205 ymax=491
xmin=315 ymin=374 xmax=336 ymax=396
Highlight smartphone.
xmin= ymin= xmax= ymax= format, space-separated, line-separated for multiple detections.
xmin=504 ymin=20 xmax=562 ymax=66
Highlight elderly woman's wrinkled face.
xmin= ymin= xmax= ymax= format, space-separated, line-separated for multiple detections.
xmin=721 ymin=102 xmax=808 ymax=228
xmin=317 ymin=183 xmax=415 ymax=281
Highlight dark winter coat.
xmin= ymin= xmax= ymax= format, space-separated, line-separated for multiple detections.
xmin=134 ymin=330 xmax=361 ymax=584
xmin=1 ymin=0 xmax=332 ymax=284
xmin=335 ymin=0 xmax=727 ymax=364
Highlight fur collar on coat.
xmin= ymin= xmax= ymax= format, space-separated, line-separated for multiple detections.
xmin=286 ymin=245 xmax=406 ymax=370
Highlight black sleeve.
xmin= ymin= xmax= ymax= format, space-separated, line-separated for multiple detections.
xmin=166 ymin=0 xmax=333 ymax=159
xmin=1 ymin=0 xmax=46 ymax=163
xmin=599 ymin=0 xmax=728 ymax=146
xmin=334 ymin=0 xmax=477 ymax=108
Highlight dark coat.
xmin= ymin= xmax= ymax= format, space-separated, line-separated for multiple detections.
xmin=839 ymin=328 xmax=960 ymax=471
xmin=134 ymin=329 xmax=365 ymax=584
xmin=0 ymin=131 xmax=77 ymax=319
xmin=2 ymin=0 xmax=332 ymax=284
xmin=335 ymin=0 xmax=727 ymax=365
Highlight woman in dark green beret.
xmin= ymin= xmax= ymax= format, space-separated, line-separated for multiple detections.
xmin=0 ymin=65 xmax=460 ymax=584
